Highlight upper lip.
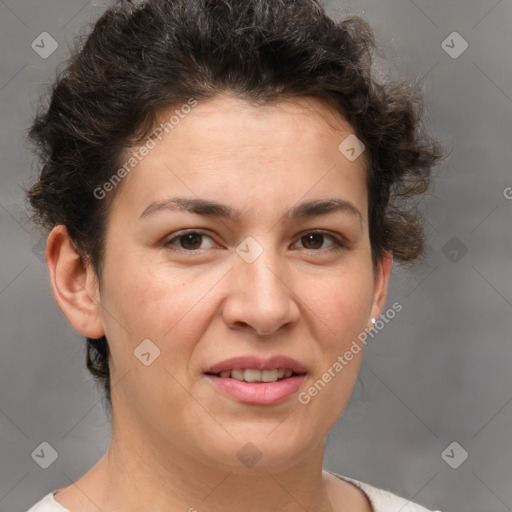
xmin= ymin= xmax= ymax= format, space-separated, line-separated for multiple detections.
xmin=205 ymin=355 xmax=307 ymax=375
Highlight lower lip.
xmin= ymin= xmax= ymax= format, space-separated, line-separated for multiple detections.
xmin=205 ymin=374 xmax=306 ymax=405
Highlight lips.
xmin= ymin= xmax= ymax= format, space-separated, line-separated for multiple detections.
xmin=204 ymin=355 xmax=307 ymax=405
xmin=204 ymin=355 xmax=307 ymax=375
xmin=214 ymin=368 xmax=295 ymax=383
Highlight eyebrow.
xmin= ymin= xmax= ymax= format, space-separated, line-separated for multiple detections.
xmin=138 ymin=196 xmax=362 ymax=225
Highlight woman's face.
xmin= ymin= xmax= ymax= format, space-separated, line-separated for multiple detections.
xmin=94 ymin=94 xmax=390 ymax=471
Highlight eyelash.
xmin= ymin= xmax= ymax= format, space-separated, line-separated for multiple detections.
xmin=164 ymin=229 xmax=346 ymax=253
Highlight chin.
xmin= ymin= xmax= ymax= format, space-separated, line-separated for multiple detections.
xmin=197 ymin=427 xmax=316 ymax=473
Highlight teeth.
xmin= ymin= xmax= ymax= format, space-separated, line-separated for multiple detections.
xmin=216 ymin=368 xmax=296 ymax=382
xmin=243 ymin=369 xmax=261 ymax=382
xmin=231 ymin=369 xmax=244 ymax=381
xmin=261 ymin=369 xmax=278 ymax=382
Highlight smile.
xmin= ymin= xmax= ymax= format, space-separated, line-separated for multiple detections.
xmin=208 ymin=368 xmax=298 ymax=383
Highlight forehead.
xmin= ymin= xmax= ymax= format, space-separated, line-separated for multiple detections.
xmin=143 ymin=94 xmax=365 ymax=164
xmin=108 ymin=94 xmax=368 ymax=222
xmin=163 ymin=94 xmax=359 ymax=147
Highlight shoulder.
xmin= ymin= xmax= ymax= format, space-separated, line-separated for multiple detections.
xmin=25 ymin=491 xmax=70 ymax=512
xmin=329 ymin=472 xmax=442 ymax=512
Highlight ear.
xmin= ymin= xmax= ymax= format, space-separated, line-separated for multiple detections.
xmin=367 ymin=250 xmax=393 ymax=329
xmin=45 ymin=225 xmax=105 ymax=338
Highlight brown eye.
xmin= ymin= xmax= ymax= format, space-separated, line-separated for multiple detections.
xmin=295 ymin=231 xmax=345 ymax=251
xmin=165 ymin=231 xmax=216 ymax=251
xmin=178 ymin=233 xmax=203 ymax=250
xmin=301 ymin=233 xmax=325 ymax=250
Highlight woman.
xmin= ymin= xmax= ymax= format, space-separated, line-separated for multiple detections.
xmin=25 ymin=0 xmax=447 ymax=510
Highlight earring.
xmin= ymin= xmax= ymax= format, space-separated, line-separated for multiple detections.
xmin=371 ymin=318 xmax=376 ymax=325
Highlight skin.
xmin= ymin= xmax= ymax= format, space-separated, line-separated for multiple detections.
xmin=46 ymin=94 xmax=392 ymax=512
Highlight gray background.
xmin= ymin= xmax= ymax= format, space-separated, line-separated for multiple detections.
xmin=1 ymin=1 xmax=511 ymax=511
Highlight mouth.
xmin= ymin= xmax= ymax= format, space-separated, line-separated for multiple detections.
xmin=205 ymin=368 xmax=303 ymax=383
xmin=203 ymin=356 xmax=307 ymax=405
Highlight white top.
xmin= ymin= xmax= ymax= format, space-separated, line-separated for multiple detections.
xmin=26 ymin=472 xmax=441 ymax=512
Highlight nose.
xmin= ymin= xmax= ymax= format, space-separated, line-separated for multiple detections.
xmin=221 ymin=248 xmax=300 ymax=336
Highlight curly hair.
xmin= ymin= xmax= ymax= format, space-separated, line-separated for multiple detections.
xmin=25 ymin=0 xmax=448 ymax=412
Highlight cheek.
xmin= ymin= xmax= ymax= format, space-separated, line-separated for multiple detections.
xmin=306 ymin=263 xmax=375 ymax=344
xmin=99 ymin=263 xmax=211 ymax=418
xmin=101 ymin=259 xmax=224 ymax=365
xmin=297 ymin=269 xmax=373 ymax=431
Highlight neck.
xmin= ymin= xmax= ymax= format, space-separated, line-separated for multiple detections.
xmin=86 ymin=420 xmax=334 ymax=512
